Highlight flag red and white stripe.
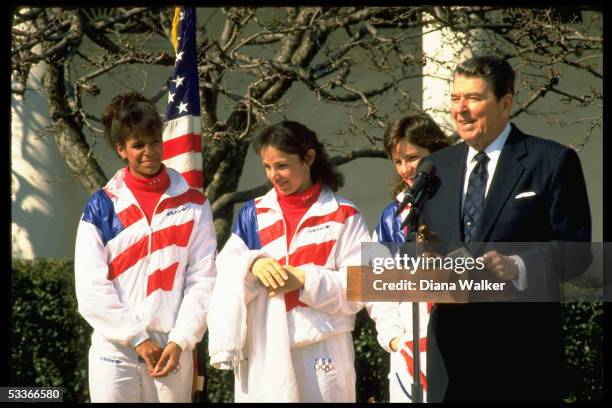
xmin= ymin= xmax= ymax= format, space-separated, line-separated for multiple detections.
xmin=163 ymin=7 xmax=203 ymax=191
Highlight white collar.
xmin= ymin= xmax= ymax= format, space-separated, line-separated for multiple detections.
xmin=395 ymin=190 xmax=405 ymax=204
xmin=466 ymin=122 xmax=512 ymax=164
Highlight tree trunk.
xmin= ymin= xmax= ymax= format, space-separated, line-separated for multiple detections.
xmin=205 ymin=136 xmax=251 ymax=247
xmin=43 ymin=63 xmax=108 ymax=194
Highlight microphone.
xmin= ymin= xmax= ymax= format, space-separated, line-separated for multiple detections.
xmin=395 ymin=160 xmax=436 ymax=218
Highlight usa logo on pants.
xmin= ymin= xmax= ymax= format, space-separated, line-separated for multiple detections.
xmin=314 ymin=358 xmax=334 ymax=373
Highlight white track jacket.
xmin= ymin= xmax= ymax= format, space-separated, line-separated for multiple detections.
xmin=208 ymin=186 xmax=403 ymax=400
xmin=74 ymin=167 xmax=217 ymax=352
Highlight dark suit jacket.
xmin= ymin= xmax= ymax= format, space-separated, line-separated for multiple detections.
xmin=419 ymin=124 xmax=592 ymax=402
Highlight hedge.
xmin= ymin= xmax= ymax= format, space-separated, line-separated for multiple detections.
xmin=11 ymin=258 xmax=91 ymax=402
xmin=11 ymin=258 xmax=602 ymax=402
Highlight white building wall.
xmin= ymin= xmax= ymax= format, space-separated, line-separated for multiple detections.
xmin=421 ymin=12 xmax=468 ymax=133
xmin=11 ymin=60 xmax=91 ymax=259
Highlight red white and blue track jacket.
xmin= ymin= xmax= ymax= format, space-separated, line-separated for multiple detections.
xmin=210 ymin=185 xmax=403 ymax=350
xmin=74 ymin=167 xmax=217 ymax=352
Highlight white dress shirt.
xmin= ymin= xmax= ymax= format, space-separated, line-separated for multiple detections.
xmin=460 ymin=123 xmax=527 ymax=290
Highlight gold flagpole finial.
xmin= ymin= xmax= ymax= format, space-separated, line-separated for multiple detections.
xmin=170 ymin=6 xmax=181 ymax=54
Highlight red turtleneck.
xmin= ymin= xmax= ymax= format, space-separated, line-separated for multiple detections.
xmin=276 ymin=181 xmax=322 ymax=311
xmin=124 ymin=165 xmax=170 ymax=224
xmin=276 ymin=181 xmax=322 ymax=247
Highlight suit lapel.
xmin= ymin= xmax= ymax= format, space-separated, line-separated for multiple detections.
xmin=473 ymin=125 xmax=527 ymax=243
xmin=447 ymin=143 xmax=468 ymax=244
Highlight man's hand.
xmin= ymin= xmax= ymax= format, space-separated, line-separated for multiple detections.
xmin=416 ymin=224 xmax=440 ymax=244
xmin=267 ymin=265 xmax=305 ymax=297
xmin=251 ymin=257 xmax=288 ymax=289
xmin=482 ymin=251 xmax=519 ymax=281
xmin=150 ymin=342 xmax=182 ymax=378
xmin=135 ymin=339 xmax=163 ymax=374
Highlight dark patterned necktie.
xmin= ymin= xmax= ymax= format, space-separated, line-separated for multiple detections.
xmin=463 ymin=152 xmax=489 ymax=242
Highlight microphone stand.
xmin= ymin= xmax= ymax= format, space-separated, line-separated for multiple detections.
xmin=410 ymin=284 xmax=422 ymax=403
xmin=402 ymin=182 xmax=436 ymax=403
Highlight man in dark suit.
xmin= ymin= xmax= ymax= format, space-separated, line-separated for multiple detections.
xmin=419 ymin=55 xmax=592 ymax=402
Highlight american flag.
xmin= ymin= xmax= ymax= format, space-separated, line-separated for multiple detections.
xmin=163 ymin=7 xmax=205 ymax=397
xmin=163 ymin=6 xmax=203 ymax=192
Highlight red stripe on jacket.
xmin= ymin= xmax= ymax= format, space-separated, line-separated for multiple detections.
xmin=108 ymin=236 xmax=149 ymax=281
xmin=162 ymin=134 xmax=202 ymax=161
xmin=289 ymin=240 xmax=337 ymax=267
xmin=147 ymin=262 xmax=180 ymax=296
xmin=156 ymin=189 xmax=206 ymax=214
xmin=296 ymin=205 xmax=358 ymax=233
xmin=108 ymin=220 xmax=195 ymax=281
xmin=284 ymin=291 xmax=308 ymax=311
xmin=117 ymin=204 xmax=144 ymax=229
xmin=151 ymin=220 xmax=195 ymax=250
xmin=259 ymin=220 xmax=285 ymax=247
xmin=104 ymin=190 xmax=144 ymax=228
xmin=283 ymin=240 xmax=337 ymax=311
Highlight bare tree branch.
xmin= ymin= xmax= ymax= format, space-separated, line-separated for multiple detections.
xmin=549 ymin=87 xmax=599 ymax=105
xmin=40 ymin=11 xmax=83 ymax=60
xmin=91 ymin=7 xmax=152 ymax=31
xmin=330 ymin=148 xmax=387 ymax=166
xmin=77 ymin=51 xmax=174 ymax=83
xmin=12 ymin=6 xmax=601 ymax=245
xmin=211 ymin=182 xmax=270 ymax=216
xmin=44 ymin=62 xmax=108 ymax=194
xmin=511 ymin=74 xmax=559 ymax=118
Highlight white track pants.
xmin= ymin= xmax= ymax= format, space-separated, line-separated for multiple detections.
xmin=291 ymin=332 xmax=356 ymax=402
xmin=388 ymin=346 xmax=428 ymax=402
xmin=87 ymin=332 xmax=193 ymax=402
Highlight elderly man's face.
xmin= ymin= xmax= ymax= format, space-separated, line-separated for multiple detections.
xmin=450 ymin=74 xmax=513 ymax=151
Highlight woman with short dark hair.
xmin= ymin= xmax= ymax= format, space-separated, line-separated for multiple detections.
xmin=74 ymin=91 xmax=217 ymax=402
